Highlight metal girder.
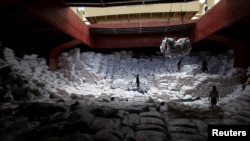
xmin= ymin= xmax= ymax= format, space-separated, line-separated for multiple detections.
xmin=93 ymin=33 xmax=182 ymax=48
xmin=50 ymin=39 xmax=82 ymax=70
xmin=189 ymin=0 xmax=250 ymax=43
xmin=17 ymin=0 xmax=94 ymax=47
xmin=89 ymin=20 xmax=196 ymax=28
xmin=90 ymin=20 xmax=195 ymax=48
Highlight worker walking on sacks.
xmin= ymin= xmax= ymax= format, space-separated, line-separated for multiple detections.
xmin=202 ymin=59 xmax=208 ymax=73
xmin=136 ymin=74 xmax=140 ymax=89
xmin=177 ymin=58 xmax=184 ymax=72
xmin=208 ymin=86 xmax=219 ymax=108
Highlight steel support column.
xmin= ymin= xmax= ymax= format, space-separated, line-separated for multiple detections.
xmin=207 ymin=34 xmax=247 ymax=69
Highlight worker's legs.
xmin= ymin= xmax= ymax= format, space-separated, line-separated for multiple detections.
xmin=137 ymin=82 xmax=140 ymax=89
xmin=211 ymin=98 xmax=217 ymax=108
xmin=242 ymin=84 xmax=246 ymax=91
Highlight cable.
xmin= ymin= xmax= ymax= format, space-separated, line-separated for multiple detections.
xmin=164 ymin=0 xmax=172 ymax=37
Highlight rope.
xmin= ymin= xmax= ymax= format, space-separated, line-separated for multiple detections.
xmin=161 ymin=0 xmax=192 ymax=59
xmin=162 ymin=0 xmax=172 ymax=54
xmin=180 ymin=0 xmax=188 ymax=37
xmin=164 ymin=0 xmax=172 ymax=37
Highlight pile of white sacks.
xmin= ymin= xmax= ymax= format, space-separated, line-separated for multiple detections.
xmin=3 ymin=46 xmax=248 ymax=104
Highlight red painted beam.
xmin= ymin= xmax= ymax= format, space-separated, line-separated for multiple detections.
xmin=207 ymin=34 xmax=247 ymax=69
xmin=49 ymin=39 xmax=82 ymax=70
xmin=189 ymin=0 xmax=250 ymax=43
xmin=17 ymin=0 xmax=94 ymax=47
xmin=91 ymin=20 xmax=196 ymax=49
xmin=89 ymin=20 xmax=197 ymax=28
xmin=94 ymin=33 xmax=182 ymax=49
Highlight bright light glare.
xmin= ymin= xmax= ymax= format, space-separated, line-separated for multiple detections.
xmin=215 ymin=0 xmax=220 ymax=4
xmin=77 ymin=7 xmax=85 ymax=11
xmin=199 ymin=0 xmax=206 ymax=4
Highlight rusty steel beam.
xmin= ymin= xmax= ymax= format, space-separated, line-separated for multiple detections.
xmin=207 ymin=34 xmax=247 ymax=69
xmin=17 ymin=0 xmax=94 ymax=47
xmin=189 ymin=0 xmax=250 ymax=43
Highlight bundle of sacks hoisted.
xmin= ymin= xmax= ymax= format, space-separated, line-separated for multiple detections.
xmin=160 ymin=37 xmax=192 ymax=58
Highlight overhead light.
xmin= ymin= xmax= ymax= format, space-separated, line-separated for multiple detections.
xmin=77 ymin=7 xmax=85 ymax=11
xmin=85 ymin=22 xmax=91 ymax=25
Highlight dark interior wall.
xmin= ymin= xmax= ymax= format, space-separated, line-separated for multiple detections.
xmin=65 ymin=39 xmax=232 ymax=59
xmin=244 ymin=41 xmax=250 ymax=67
xmin=0 ymin=38 xmax=53 ymax=60
xmin=0 ymin=34 xmax=74 ymax=62
xmin=216 ymin=21 xmax=250 ymax=67
xmin=240 ymin=32 xmax=250 ymax=67
xmin=191 ymin=40 xmax=231 ymax=55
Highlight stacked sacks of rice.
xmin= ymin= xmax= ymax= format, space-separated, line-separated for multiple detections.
xmin=3 ymin=48 xmax=19 ymax=67
xmin=167 ymin=118 xmax=207 ymax=141
xmin=18 ymin=59 xmax=32 ymax=77
xmin=160 ymin=37 xmax=192 ymax=58
xmin=58 ymin=50 xmax=98 ymax=84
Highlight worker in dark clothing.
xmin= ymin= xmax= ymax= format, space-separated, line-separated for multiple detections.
xmin=208 ymin=86 xmax=219 ymax=108
xmin=136 ymin=74 xmax=140 ymax=89
xmin=177 ymin=58 xmax=183 ymax=71
xmin=202 ymin=59 xmax=208 ymax=73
